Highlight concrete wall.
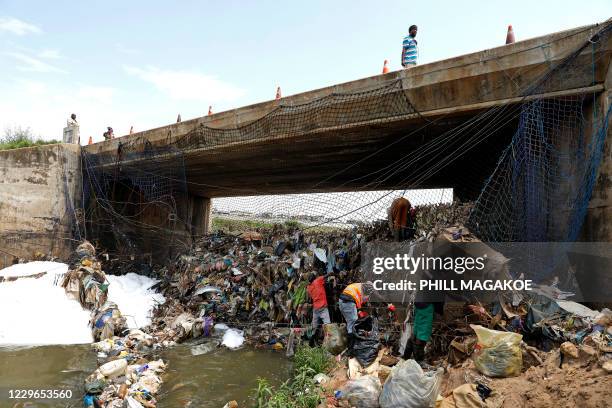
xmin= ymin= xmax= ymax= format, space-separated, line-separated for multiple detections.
xmin=0 ymin=144 xmax=82 ymax=269
xmin=581 ymin=61 xmax=612 ymax=242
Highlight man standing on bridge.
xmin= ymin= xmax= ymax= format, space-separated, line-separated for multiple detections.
xmin=401 ymin=25 xmax=418 ymax=67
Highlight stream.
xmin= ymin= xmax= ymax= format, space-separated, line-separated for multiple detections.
xmin=0 ymin=262 xmax=291 ymax=407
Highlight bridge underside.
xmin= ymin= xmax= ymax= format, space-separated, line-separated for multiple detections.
xmin=176 ymin=111 xmax=518 ymax=198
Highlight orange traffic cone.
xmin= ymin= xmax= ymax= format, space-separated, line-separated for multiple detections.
xmin=87 ymin=136 xmax=93 ymax=145
xmin=382 ymin=60 xmax=390 ymax=74
xmin=208 ymin=106 xmax=213 ymax=116
xmin=506 ymin=25 xmax=515 ymax=44
xmin=275 ymin=86 xmax=281 ymax=100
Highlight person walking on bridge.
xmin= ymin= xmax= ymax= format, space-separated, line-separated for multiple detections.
xmin=402 ymin=25 xmax=418 ymax=67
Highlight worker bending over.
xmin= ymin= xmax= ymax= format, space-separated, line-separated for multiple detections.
xmin=388 ymin=197 xmax=416 ymax=241
xmin=339 ymin=282 xmax=376 ymax=351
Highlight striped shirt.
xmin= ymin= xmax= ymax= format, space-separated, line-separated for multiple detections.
xmin=402 ymin=35 xmax=418 ymax=66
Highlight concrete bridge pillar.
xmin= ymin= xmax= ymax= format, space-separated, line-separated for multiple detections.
xmin=189 ymin=195 xmax=212 ymax=238
xmin=581 ymin=61 xmax=612 ymax=242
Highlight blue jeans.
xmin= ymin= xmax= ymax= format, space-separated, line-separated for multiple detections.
xmin=339 ymin=299 xmax=358 ymax=334
xmin=312 ymin=307 xmax=331 ymax=330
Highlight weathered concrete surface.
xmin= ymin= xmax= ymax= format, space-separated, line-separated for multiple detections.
xmin=0 ymin=144 xmax=81 ymax=268
xmin=84 ymin=23 xmax=612 ymax=199
xmin=581 ymin=48 xmax=612 ymax=242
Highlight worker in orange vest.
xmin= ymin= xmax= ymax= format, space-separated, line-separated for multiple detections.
xmin=339 ymin=282 xmax=375 ymax=352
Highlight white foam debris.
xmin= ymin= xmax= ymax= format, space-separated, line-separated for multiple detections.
xmin=221 ymin=328 xmax=245 ymax=349
xmin=0 ymin=262 xmax=166 ymax=345
xmin=0 ymin=262 xmax=92 ymax=345
xmin=214 ymin=323 xmax=230 ymax=331
xmin=106 ymin=273 xmax=165 ymax=329
xmin=0 ymin=261 xmax=67 ymax=278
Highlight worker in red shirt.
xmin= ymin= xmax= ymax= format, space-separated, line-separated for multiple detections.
xmin=307 ymin=272 xmax=331 ymax=340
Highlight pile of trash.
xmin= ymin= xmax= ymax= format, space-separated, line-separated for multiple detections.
xmin=147 ymin=225 xmax=366 ymax=348
xmin=85 ymin=332 xmax=166 ymax=407
xmin=412 ymin=201 xmax=474 ymax=242
xmin=326 ymin=295 xmax=612 ymax=407
xmin=60 ymin=242 xmax=168 ymax=408
xmin=61 ymin=241 xmax=127 ymax=340
xmin=146 ymin=201 xmax=477 ymax=350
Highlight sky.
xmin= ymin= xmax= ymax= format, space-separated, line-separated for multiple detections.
xmin=0 ymin=0 xmax=609 ymax=143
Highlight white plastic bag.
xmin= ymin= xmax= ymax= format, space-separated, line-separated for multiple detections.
xmin=342 ymin=375 xmax=382 ymax=408
xmin=379 ymin=359 xmax=443 ymax=408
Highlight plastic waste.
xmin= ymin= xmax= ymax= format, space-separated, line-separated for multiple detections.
xmin=352 ymin=316 xmax=380 ymax=367
xmin=84 ymin=378 xmax=106 ymax=394
xmin=470 ymin=324 xmax=522 ymax=377
xmin=194 ymin=285 xmax=223 ymax=296
xmin=322 ymin=323 xmax=348 ymax=354
xmin=126 ymin=396 xmax=145 ymax=408
xmin=83 ymin=394 xmax=99 ymax=408
xmin=379 ymin=359 xmax=443 ymax=408
xmin=342 ymin=375 xmax=382 ymax=408
xmin=314 ymin=248 xmax=327 ymax=263
xmin=214 ymin=323 xmax=230 ymax=331
xmin=98 ymin=358 xmax=127 ymax=378
xmin=314 ymin=373 xmax=330 ymax=384
xmin=222 ymin=328 xmax=245 ymax=349
xmin=76 ymin=241 xmax=96 ymax=258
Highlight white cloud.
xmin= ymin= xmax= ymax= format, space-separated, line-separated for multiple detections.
xmin=77 ymin=86 xmax=115 ymax=105
xmin=125 ymin=66 xmax=245 ymax=102
xmin=0 ymin=17 xmax=42 ymax=36
xmin=4 ymin=52 xmax=66 ymax=73
xmin=39 ymin=49 xmax=61 ymax=59
xmin=18 ymin=79 xmax=47 ymax=95
xmin=115 ymin=43 xmax=139 ymax=55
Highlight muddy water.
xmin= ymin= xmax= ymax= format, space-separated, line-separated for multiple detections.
xmin=0 ymin=344 xmax=96 ymax=407
xmin=0 ymin=342 xmax=291 ymax=408
xmin=157 ymin=341 xmax=292 ymax=407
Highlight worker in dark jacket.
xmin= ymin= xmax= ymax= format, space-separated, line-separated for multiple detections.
xmin=388 ymin=197 xmax=416 ymax=241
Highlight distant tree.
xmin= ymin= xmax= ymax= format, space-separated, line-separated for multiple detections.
xmin=2 ymin=125 xmax=35 ymax=143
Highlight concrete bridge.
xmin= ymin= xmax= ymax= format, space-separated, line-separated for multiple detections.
xmin=80 ymin=22 xmax=612 ymax=247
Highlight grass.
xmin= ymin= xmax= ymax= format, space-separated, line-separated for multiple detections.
xmin=254 ymin=346 xmax=333 ymax=408
xmin=211 ymin=217 xmax=279 ymax=232
xmin=293 ymin=345 xmax=333 ymax=373
xmin=211 ymin=216 xmax=347 ymax=235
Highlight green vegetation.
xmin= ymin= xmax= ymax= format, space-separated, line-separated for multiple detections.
xmin=254 ymin=346 xmax=333 ymax=408
xmin=293 ymin=345 xmax=333 ymax=373
xmin=0 ymin=126 xmax=59 ymax=151
xmin=212 ymin=216 xmax=346 ymax=235
xmin=211 ymin=217 xmax=279 ymax=232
